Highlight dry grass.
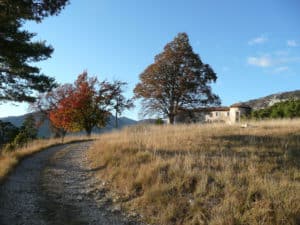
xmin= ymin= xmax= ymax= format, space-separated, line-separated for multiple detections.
xmin=87 ymin=119 xmax=300 ymax=225
xmin=0 ymin=136 xmax=91 ymax=183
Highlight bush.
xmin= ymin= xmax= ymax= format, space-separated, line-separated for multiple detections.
xmin=251 ymin=99 xmax=300 ymax=119
xmin=13 ymin=131 xmax=30 ymax=148
xmin=155 ymin=118 xmax=165 ymax=125
xmin=0 ymin=120 xmax=19 ymax=148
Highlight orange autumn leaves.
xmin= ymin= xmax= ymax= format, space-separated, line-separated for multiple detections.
xmin=32 ymin=71 xmax=132 ymax=136
xmin=48 ymin=87 xmax=75 ymax=132
xmin=49 ymin=72 xmax=112 ymax=136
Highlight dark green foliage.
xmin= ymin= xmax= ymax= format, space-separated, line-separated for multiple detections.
xmin=155 ymin=118 xmax=164 ymax=125
xmin=250 ymin=99 xmax=300 ymax=119
xmin=1 ymin=115 xmax=39 ymax=151
xmin=0 ymin=0 xmax=69 ymax=102
xmin=12 ymin=131 xmax=29 ymax=148
xmin=9 ymin=115 xmax=38 ymax=149
xmin=242 ymin=90 xmax=300 ymax=109
xmin=0 ymin=120 xmax=19 ymax=147
xmin=1 ymin=0 xmax=69 ymax=22
xmin=20 ymin=114 xmax=38 ymax=140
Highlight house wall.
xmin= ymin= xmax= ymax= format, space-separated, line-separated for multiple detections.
xmin=174 ymin=107 xmax=251 ymax=124
xmin=205 ymin=111 xmax=230 ymax=123
xmin=229 ymin=107 xmax=251 ymax=123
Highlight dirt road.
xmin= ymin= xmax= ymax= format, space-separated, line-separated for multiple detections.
xmin=0 ymin=142 xmax=141 ymax=225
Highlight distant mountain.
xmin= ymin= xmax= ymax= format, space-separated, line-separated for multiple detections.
xmin=138 ymin=119 xmax=158 ymax=124
xmin=0 ymin=113 xmax=138 ymax=138
xmin=241 ymin=90 xmax=300 ymax=110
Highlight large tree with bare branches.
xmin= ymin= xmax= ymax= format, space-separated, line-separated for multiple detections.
xmin=134 ymin=33 xmax=220 ymax=124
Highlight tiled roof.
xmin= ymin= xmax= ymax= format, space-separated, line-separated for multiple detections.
xmin=179 ymin=107 xmax=229 ymax=112
xmin=230 ymin=103 xmax=251 ymax=108
xmin=206 ymin=107 xmax=229 ymax=111
xmin=178 ymin=103 xmax=252 ymax=113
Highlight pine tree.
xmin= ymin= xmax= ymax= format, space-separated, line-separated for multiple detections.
xmin=0 ymin=0 xmax=69 ymax=102
xmin=0 ymin=120 xmax=19 ymax=147
xmin=20 ymin=114 xmax=38 ymax=140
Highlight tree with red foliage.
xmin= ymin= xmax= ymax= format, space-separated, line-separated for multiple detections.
xmin=49 ymin=72 xmax=113 ymax=136
xmin=31 ymin=84 xmax=73 ymax=140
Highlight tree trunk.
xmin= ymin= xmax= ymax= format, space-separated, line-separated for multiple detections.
xmin=169 ymin=114 xmax=175 ymax=124
xmin=115 ymin=111 xmax=118 ymax=128
xmin=86 ymin=128 xmax=92 ymax=137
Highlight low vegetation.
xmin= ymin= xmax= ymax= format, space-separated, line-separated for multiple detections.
xmin=88 ymin=120 xmax=300 ymax=225
xmin=0 ymin=114 xmax=39 ymax=151
xmin=0 ymin=136 xmax=90 ymax=183
xmin=250 ymin=99 xmax=300 ymax=119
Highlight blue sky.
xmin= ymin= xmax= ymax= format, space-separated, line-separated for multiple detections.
xmin=1 ymin=0 xmax=299 ymax=120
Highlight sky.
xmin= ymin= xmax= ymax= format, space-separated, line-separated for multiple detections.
xmin=0 ymin=0 xmax=300 ymax=120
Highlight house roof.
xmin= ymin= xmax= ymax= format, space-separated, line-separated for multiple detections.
xmin=179 ymin=107 xmax=229 ymax=112
xmin=206 ymin=107 xmax=229 ymax=112
xmin=230 ymin=103 xmax=251 ymax=109
xmin=178 ymin=103 xmax=252 ymax=113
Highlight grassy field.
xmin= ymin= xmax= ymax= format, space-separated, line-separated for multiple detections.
xmin=87 ymin=120 xmax=300 ymax=225
xmin=0 ymin=136 xmax=90 ymax=183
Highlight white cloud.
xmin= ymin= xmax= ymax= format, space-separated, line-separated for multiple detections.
xmin=273 ymin=66 xmax=289 ymax=74
xmin=287 ymin=40 xmax=298 ymax=47
xmin=247 ymin=45 xmax=300 ymax=74
xmin=247 ymin=53 xmax=300 ymax=68
xmin=247 ymin=56 xmax=272 ymax=67
xmin=248 ymin=35 xmax=268 ymax=45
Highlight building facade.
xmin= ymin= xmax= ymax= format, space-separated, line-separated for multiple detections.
xmin=174 ymin=103 xmax=251 ymax=124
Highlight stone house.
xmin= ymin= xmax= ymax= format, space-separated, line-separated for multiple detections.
xmin=174 ymin=103 xmax=251 ymax=124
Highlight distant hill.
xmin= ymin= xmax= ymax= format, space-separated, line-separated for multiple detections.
xmin=4 ymin=90 xmax=299 ymax=135
xmin=138 ymin=119 xmax=159 ymax=124
xmin=241 ymin=90 xmax=300 ymax=110
xmin=0 ymin=113 xmax=137 ymax=138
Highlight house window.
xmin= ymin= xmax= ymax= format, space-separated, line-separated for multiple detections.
xmin=227 ymin=112 xmax=229 ymax=116
xmin=236 ymin=111 xmax=240 ymax=122
xmin=215 ymin=112 xmax=219 ymax=116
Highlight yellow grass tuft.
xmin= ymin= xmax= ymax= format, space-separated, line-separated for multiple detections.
xmin=87 ymin=119 xmax=300 ymax=225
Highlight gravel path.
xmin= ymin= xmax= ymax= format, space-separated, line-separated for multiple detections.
xmin=0 ymin=142 xmax=141 ymax=225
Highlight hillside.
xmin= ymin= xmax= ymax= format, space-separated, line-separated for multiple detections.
xmin=241 ymin=90 xmax=300 ymax=110
xmin=88 ymin=120 xmax=300 ymax=225
xmin=0 ymin=113 xmax=137 ymax=138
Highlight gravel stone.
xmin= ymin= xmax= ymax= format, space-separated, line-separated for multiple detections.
xmin=0 ymin=142 xmax=143 ymax=225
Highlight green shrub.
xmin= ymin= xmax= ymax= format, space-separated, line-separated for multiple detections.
xmin=13 ymin=132 xmax=30 ymax=148
xmin=155 ymin=118 xmax=165 ymax=125
xmin=251 ymin=99 xmax=300 ymax=119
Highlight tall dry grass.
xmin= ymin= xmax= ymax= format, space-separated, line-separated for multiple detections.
xmin=88 ymin=119 xmax=300 ymax=225
xmin=0 ymin=136 xmax=91 ymax=183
